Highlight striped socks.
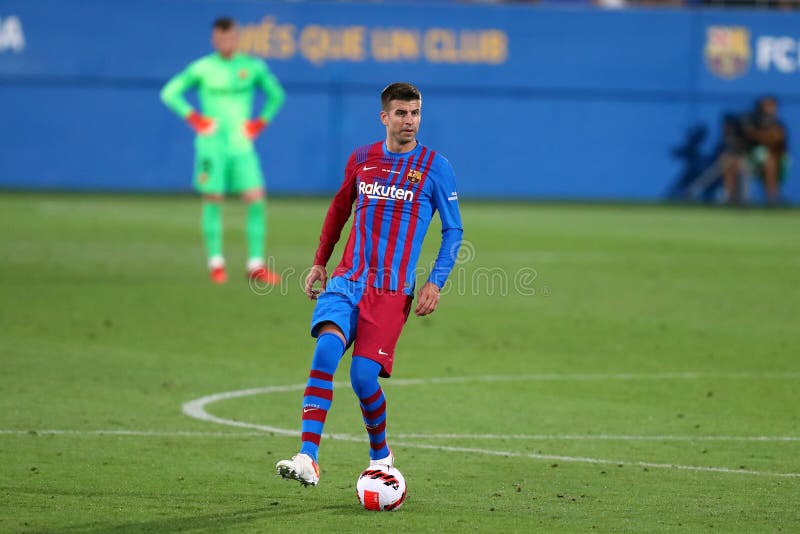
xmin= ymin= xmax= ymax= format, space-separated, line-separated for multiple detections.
xmin=299 ymin=333 xmax=345 ymax=461
xmin=350 ymin=356 xmax=390 ymax=460
xmin=298 ymin=345 xmax=391 ymax=462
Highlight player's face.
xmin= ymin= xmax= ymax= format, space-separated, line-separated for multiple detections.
xmin=212 ymin=27 xmax=239 ymax=58
xmin=381 ymin=100 xmax=421 ymax=151
xmin=762 ymin=99 xmax=778 ymax=116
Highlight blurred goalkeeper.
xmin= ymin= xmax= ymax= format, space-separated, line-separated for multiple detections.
xmin=160 ymin=17 xmax=285 ymax=284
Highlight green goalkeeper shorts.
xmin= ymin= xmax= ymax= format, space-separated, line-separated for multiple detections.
xmin=193 ymin=146 xmax=264 ymax=195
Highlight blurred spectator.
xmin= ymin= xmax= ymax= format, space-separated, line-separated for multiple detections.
xmin=722 ymin=96 xmax=789 ymax=205
xmin=748 ymin=96 xmax=790 ymax=203
xmin=720 ymin=112 xmax=751 ymax=203
xmin=702 ymin=0 xmax=799 ymax=8
xmin=594 ymin=0 xmax=628 ymax=8
xmin=399 ymin=0 xmax=797 ymax=7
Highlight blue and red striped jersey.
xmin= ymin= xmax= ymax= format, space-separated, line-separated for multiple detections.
xmin=314 ymin=140 xmax=463 ymax=295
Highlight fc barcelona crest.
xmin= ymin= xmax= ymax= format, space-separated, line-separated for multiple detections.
xmin=705 ymin=26 xmax=751 ymax=80
xmin=406 ymin=169 xmax=423 ymax=184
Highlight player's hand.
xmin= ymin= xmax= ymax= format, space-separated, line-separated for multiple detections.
xmin=305 ymin=264 xmax=328 ymax=300
xmin=186 ymin=111 xmax=216 ymax=135
xmin=244 ymin=118 xmax=268 ymax=140
xmin=414 ymin=282 xmax=440 ymax=316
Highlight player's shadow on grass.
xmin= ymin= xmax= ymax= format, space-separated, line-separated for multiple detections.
xmin=52 ymin=505 xmax=317 ymax=533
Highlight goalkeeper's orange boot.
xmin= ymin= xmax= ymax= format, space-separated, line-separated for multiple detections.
xmin=209 ymin=266 xmax=227 ymax=284
xmin=248 ymin=266 xmax=281 ymax=285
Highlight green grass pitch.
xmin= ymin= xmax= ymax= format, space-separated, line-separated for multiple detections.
xmin=1 ymin=193 xmax=799 ymax=532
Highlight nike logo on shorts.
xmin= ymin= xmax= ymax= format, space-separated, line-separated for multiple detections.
xmin=378 ymin=349 xmax=388 ymax=356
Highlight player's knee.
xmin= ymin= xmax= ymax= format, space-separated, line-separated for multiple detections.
xmin=350 ymin=356 xmax=380 ymax=397
xmin=312 ymin=333 xmax=346 ymax=373
xmin=241 ymin=188 xmax=264 ymax=203
xmin=316 ymin=323 xmax=346 ymax=345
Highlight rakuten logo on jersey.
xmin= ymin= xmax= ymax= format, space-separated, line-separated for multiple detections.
xmin=359 ymin=181 xmax=414 ymax=202
xmin=0 ymin=16 xmax=25 ymax=53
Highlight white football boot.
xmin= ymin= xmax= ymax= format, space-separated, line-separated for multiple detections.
xmin=276 ymin=453 xmax=320 ymax=486
xmin=369 ymin=449 xmax=394 ymax=470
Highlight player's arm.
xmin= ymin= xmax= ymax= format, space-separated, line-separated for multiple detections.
xmin=754 ymin=122 xmax=786 ymax=149
xmin=160 ymin=63 xmax=215 ymax=134
xmin=244 ymin=62 xmax=287 ymax=140
xmin=305 ymin=153 xmax=359 ymax=299
xmin=416 ymin=160 xmax=464 ymax=316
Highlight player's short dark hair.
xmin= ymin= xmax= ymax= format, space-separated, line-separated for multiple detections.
xmin=212 ymin=17 xmax=236 ymax=31
xmin=760 ymin=95 xmax=778 ymax=107
xmin=381 ymin=82 xmax=422 ymax=111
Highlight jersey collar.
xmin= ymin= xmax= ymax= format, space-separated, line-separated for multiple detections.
xmin=383 ymin=140 xmax=422 ymax=158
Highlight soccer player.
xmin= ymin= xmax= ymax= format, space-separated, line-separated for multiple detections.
xmin=160 ymin=17 xmax=285 ymax=284
xmin=276 ymin=82 xmax=463 ymax=486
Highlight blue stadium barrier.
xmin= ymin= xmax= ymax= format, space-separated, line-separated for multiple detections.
xmin=0 ymin=0 xmax=799 ymax=203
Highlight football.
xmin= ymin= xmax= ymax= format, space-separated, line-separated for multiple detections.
xmin=356 ymin=466 xmax=407 ymax=511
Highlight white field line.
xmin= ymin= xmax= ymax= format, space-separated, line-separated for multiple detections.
xmin=3 ymin=430 xmax=799 ymax=478
xmin=5 ymin=372 xmax=798 ymax=476
xmin=387 ymin=441 xmax=800 ymax=478
xmin=0 ymin=429 xmax=269 ymax=437
xmin=3 ymin=430 xmax=799 ymax=479
xmin=386 ymin=371 xmax=800 ymax=385
xmin=391 ymin=433 xmax=800 ymax=442
xmin=1 ymin=429 xmax=799 ymax=443
xmin=177 ymin=374 xmax=800 ymax=478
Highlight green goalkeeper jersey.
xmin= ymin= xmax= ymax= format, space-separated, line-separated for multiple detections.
xmin=160 ymin=52 xmax=285 ymax=154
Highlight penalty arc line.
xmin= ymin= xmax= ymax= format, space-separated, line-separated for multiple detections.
xmin=1 ymin=429 xmax=799 ymax=443
xmin=390 ymin=433 xmax=800 ymax=442
xmin=179 ymin=374 xmax=800 ymax=478
xmin=388 ymin=442 xmax=800 ymax=478
xmin=1 ymin=429 xmax=798 ymax=443
xmin=0 ymin=429 xmax=273 ymax=438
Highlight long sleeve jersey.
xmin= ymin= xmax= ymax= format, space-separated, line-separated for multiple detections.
xmin=314 ymin=141 xmax=464 ymax=296
xmin=160 ymin=52 xmax=285 ymax=153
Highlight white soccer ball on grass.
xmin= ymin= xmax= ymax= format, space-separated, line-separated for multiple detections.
xmin=356 ymin=466 xmax=407 ymax=511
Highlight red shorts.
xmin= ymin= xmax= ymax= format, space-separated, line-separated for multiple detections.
xmin=311 ymin=277 xmax=413 ymax=377
xmin=353 ymin=285 xmax=413 ymax=377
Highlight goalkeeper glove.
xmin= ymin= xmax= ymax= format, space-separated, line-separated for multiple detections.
xmin=186 ymin=111 xmax=216 ymax=135
xmin=244 ymin=118 xmax=268 ymax=140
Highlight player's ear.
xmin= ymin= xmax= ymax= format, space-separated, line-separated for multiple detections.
xmin=379 ymin=110 xmax=388 ymax=126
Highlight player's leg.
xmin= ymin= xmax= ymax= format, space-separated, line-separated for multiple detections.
xmin=298 ymin=322 xmax=347 ymax=461
xmin=242 ymin=187 xmax=265 ymax=270
xmin=202 ymin=195 xmax=225 ymax=282
xmin=721 ymin=153 xmax=742 ymax=205
xmin=276 ymin=323 xmax=345 ymax=486
xmin=231 ymin=152 xmax=279 ymax=283
xmin=242 ymin=187 xmax=280 ymax=284
xmin=194 ymin=145 xmax=227 ymax=282
xmin=761 ymin=148 xmax=780 ymax=204
xmin=276 ymin=278 xmax=361 ymax=486
xmin=350 ymin=355 xmax=392 ymax=466
xmin=350 ymin=287 xmax=413 ymax=467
